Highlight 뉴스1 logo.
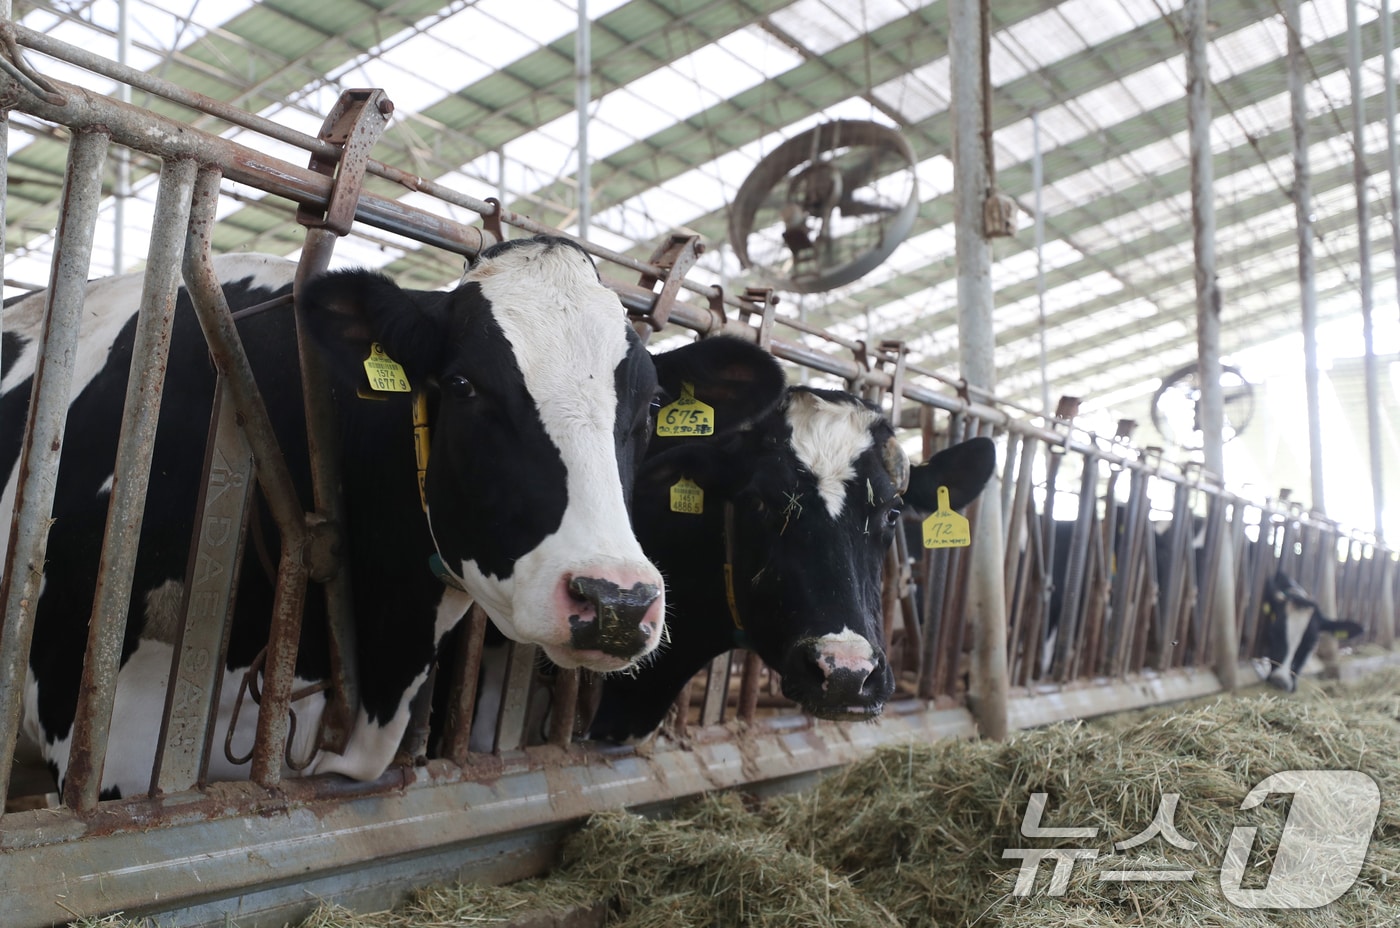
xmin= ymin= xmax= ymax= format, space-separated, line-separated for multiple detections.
xmin=1003 ymin=769 xmax=1379 ymax=909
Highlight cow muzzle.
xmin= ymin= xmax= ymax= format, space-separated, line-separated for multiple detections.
xmin=781 ymin=632 xmax=894 ymax=721
xmin=566 ymin=576 xmax=662 ymax=660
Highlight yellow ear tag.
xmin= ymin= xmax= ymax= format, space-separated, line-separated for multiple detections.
xmin=669 ymin=477 xmax=704 ymax=515
xmin=656 ymin=382 xmax=715 ymax=437
xmin=363 ymin=342 xmax=411 ymax=393
xmin=922 ymin=486 xmax=971 ymax=548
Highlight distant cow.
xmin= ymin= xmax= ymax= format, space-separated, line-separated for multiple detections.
xmin=587 ymin=386 xmax=996 ymax=742
xmin=8 ymin=236 xmax=764 ymax=798
xmin=1258 ymin=570 xmax=1364 ymax=691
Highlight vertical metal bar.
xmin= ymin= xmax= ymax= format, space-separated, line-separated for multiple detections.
xmin=1051 ymin=454 xmax=1096 ymax=680
xmin=1185 ymin=0 xmax=1224 ymax=482
xmin=998 ymin=432 xmax=1017 ymax=541
xmin=1003 ymin=437 xmax=1037 ymax=683
xmin=547 ymin=669 xmax=580 ymax=746
xmin=891 ymin=526 xmax=921 ymax=676
xmin=113 ymin=0 xmax=131 ymax=273
xmin=1013 ymin=515 xmax=1045 ymax=686
xmin=1349 ymin=0 xmax=1385 ymax=540
xmin=951 ymin=0 xmax=1007 ymax=739
xmin=153 ymin=378 xmax=255 ymax=794
xmin=1383 ymin=0 xmax=1400 ymax=405
xmin=1107 ymin=469 xmax=1147 ymax=677
xmin=1032 ymin=110 xmax=1049 ymax=417
xmin=0 ymin=130 xmax=109 ymax=806
xmin=736 ymin=651 xmax=762 ymax=723
xmin=917 ymin=545 xmax=951 ymax=700
xmin=182 ymin=169 xmax=310 ymax=786
xmin=64 ymin=157 xmax=198 ymax=810
xmin=1286 ymin=0 xmax=1326 ymax=516
xmin=441 ymin=605 xmax=489 ymax=766
xmin=575 ymin=0 xmax=591 ymax=239
xmin=293 ymin=227 xmax=359 ymax=754
xmin=699 ymin=653 xmax=730 ymax=726
xmin=493 ymin=642 xmax=538 ymax=753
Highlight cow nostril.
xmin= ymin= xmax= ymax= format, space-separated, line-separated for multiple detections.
xmin=566 ymin=578 xmax=592 ymax=606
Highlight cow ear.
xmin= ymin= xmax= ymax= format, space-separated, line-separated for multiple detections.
xmin=1320 ymin=618 xmax=1365 ymax=641
xmin=903 ymin=436 xmax=997 ymax=514
xmin=298 ymin=269 xmax=453 ymax=389
xmin=651 ymin=335 xmax=786 ymax=435
xmin=637 ymin=430 xmax=748 ymax=497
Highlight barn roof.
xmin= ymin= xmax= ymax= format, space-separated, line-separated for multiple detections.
xmin=4 ymin=0 xmax=1398 ymax=524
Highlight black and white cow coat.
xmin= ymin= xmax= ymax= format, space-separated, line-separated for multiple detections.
xmin=588 ymin=386 xmax=997 ymax=742
xmin=1258 ymin=570 xmax=1364 ymax=692
xmin=6 ymin=235 xmax=748 ymax=798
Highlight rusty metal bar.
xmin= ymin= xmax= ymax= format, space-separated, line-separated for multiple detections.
xmin=182 ymin=168 xmax=320 ymax=786
xmin=182 ymin=169 xmax=306 ymax=546
xmin=64 ymin=156 xmax=199 ymax=810
xmin=288 ymin=88 xmax=394 ymax=756
xmin=736 ymin=651 xmax=763 ymax=723
xmin=0 ymin=129 xmax=109 ymax=806
xmin=440 ymin=606 xmax=489 ymax=766
xmin=0 ymin=67 xmax=491 ymax=261
xmin=547 ymin=669 xmax=580 ymax=746
xmin=293 ymin=227 xmax=359 ymax=755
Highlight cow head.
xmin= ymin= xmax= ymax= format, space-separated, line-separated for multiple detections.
xmin=301 ymin=235 xmax=664 ymax=672
xmin=1259 ymin=570 xmax=1363 ymax=692
xmin=640 ymin=387 xmax=996 ymax=721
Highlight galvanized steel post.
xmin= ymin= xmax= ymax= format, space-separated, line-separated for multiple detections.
xmin=1385 ymin=0 xmax=1400 ymax=407
xmin=0 ymin=129 xmax=109 ymax=804
xmin=1286 ymin=0 xmax=1327 ymax=518
xmin=950 ymin=0 xmax=1007 ymax=739
xmin=1185 ymin=0 xmax=1237 ymax=689
xmin=576 ymin=0 xmax=591 ymax=239
xmin=1349 ymin=0 xmax=1386 ymax=544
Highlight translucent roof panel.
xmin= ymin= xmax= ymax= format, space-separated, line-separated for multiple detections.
xmin=0 ymin=0 xmax=1394 ymax=531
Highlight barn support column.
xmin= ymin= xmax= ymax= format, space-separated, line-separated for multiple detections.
xmin=949 ymin=0 xmax=1008 ymax=740
xmin=575 ymin=0 xmax=591 ymax=238
xmin=1348 ymin=0 xmax=1385 ymax=544
xmin=1285 ymin=0 xmax=1340 ymax=668
xmin=1286 ymin=0 xmax=1327 ymax=524
xmin=1184 ymin=0 xmax=1238 ymax=689
xmin=1385 ymin=0 xmax=1400 ymax=381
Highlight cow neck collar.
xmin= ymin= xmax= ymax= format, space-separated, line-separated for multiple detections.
xmin=414 ymin=390 xmax=468 ymax=593
xmin=722 ymin=501 xmax=753 ymax=650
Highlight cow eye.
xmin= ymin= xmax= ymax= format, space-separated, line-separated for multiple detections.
xmin=446 ymin=375 xmax=476 ymax=397
xmin=884 ymin=507 xmax=901 ymax=528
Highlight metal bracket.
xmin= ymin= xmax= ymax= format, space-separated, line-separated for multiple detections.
xmin=481 ymin=197 xmax=506 ymax=246
xmin=734 ymin=286 xmax=776 ymax=350
xmin=296 ymin=88 xmax=393 ymax=236
xmin=635 ymin=233 xmax=703 ymax=335
xmin=876 ymin=339 xmax=908 ymax=427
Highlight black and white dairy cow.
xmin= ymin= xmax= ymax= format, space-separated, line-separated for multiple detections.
xmin=588 ymin=385 xmax=997 ymax=742
xmin=1258 ymin=570 xmax=1364 ymax=692
xmin=7 ymin=235 xmax=766 ymax=798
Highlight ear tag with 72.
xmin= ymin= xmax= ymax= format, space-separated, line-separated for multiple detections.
xmin=922 ymin=486 xmax=971 ymax=548
xmin=363 ymin=342 xmax=411 ymax=393
xmin=656 ymin=382 xmax=715 ymax=437
xmin=670 ymin=477 xmax=704 ymax=514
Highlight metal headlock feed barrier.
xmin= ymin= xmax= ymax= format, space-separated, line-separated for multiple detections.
xmin=0 ymin=25 xmax=1397 ymax=928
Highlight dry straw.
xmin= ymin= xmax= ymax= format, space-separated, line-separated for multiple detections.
xmin=70 ymin=668 xmax=1400 ymax=927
